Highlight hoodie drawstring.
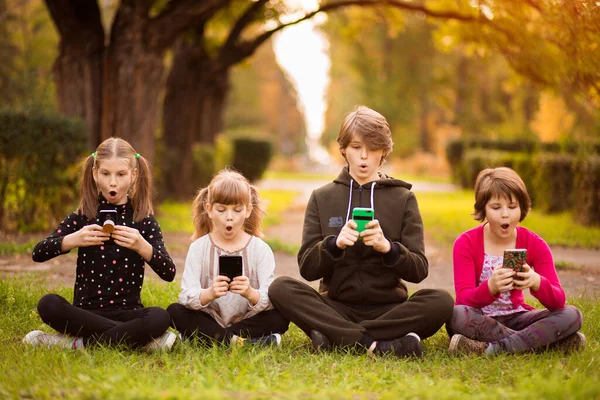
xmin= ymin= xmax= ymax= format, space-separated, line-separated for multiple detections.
xmin=345 ymin=179 xmax=376 ymax=223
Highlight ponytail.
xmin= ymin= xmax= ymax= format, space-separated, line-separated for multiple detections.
xmin=191 ymin=187 xmax=211 ymax=240
xmin=77 ymin=155 xmax=99 ymax=220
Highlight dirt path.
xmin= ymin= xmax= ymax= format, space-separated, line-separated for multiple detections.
xmin=2 ymin=179 xmax=599 ymax=298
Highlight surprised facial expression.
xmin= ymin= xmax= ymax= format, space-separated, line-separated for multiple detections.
xmin=93 ymin=158 xmax=136 ymax=205
xmin=206 ymin=203 xmax=252 ymax=242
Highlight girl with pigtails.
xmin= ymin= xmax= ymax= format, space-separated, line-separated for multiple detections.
xmin=167 ymin=168 xmax=289 ymax=347
xmin=24 ymin=137 xmax=177 ymax=351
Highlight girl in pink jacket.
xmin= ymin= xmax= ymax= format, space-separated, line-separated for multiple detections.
xmin=448 ymin=167 xmax=584 ymax=356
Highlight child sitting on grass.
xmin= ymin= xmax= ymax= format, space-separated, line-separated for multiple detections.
xmin=167 ymin=169 xmax=289 ymax=346
xmin=448 ymin=167 xmax=584 ymax=355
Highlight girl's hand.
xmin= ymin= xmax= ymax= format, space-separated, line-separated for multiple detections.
xmin=488 ymin=265 xmax=515 ymax=295
xmin=111 ymin=225 xmax=146 ymax=253
xmin=201 ymin=276 xmax=230 ymax=305
xmin=229 ymin=275 xmax=259 ymax=305
xmin=67 ymin=225 xmax=110 ymax=250
xmin=336 ymin=220 xmax=359 ymax=249
xmin=360 ymin=220 xmax=391 ymax=253
xmin=513 ymin=264 xmax=541 ymax=292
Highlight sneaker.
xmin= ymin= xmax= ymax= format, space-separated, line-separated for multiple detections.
xmin=372 ymin=332 xmax=423 ymax=358
xmin=310 ymin=329 xmax=331 ymax=353
xmin=23 ymin=330 xmax=78 ymax=349
xmin=552 ymin=332 xmax=586 ymax=354
xmin=448 ymin=334 xmax=488 ymax=356
xmin=145 ymin=331 xmax=177 ymax=352
xmin=230 ymin=333 xmax=282 ymax=347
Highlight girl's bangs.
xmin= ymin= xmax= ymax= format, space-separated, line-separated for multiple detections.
xmin=210 ymin=178 xmax=250 ymax=205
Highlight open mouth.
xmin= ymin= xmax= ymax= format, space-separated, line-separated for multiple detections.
xmin=226 ymin=225 xmax=233 ymax=232
xmin=501 ymin=223 xmax=510 ymax=230
xmin=109 ymin=190 xmax=117 ymax=197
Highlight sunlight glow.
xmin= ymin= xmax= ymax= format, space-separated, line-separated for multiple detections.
xmin=273 ymin=0 xmax=331 ymax=164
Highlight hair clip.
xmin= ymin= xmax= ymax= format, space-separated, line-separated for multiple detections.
xmin=91 ymin=152 xmax=96 ymax=158
xmin=135 ymin=153 xmax=140 ymax=159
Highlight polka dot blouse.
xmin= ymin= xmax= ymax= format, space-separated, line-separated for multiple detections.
xmin=32 ymin=197 xmax=176 ymax=310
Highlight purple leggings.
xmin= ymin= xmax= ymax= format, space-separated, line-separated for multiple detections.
xmin=448 ymin=305 xmax=582 ymax=353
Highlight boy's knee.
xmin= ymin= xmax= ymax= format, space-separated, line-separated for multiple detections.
xmin=268 ymin=276 xmax=297 ymax=301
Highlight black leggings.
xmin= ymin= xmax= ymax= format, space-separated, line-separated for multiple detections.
xmin=167 ymin=303 xmax=290 ymax=344
xmin=37 ymin=294 xmax=171 ymax=348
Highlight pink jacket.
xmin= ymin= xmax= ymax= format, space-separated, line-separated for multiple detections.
xmin=453 ymin=224 xmax=565 ymax=311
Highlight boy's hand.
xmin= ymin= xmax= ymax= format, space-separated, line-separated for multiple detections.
xmin=513 ymin=264 xmax=541 ymax=292
xmin=336 ymin=220 xmax=359 ymax=249
xmin=360 ymin=220 xmax=391 ymax=253
xmin=488 ymin=265 xmax=515 ymax=295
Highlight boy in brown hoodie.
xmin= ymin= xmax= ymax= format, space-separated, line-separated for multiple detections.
xmin=269 ymin=106 xmax=454 ymax=358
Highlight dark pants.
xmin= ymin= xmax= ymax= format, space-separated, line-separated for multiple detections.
xmin=37 ymin=293 xmax=171 ymax=348
xmin=448 ymin=305 xmax=583 ymax=352
xmin=268 ymin=276 xmax=454 ymax=346
xmin=167 ymin=303 xmax=290 ymax=344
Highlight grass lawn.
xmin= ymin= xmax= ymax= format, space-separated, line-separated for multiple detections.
xmin=2 ymin=276 xmax=599 ymax=399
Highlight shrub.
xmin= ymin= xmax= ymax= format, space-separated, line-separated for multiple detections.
xmin=0 ymin=110 xmax=87 ymax=232
xmin=191 ymin=143 xmax=216 ymax=189
xmin=232 ymin=137 xmax=273 ymax=182
xmin=573 ymin=155 xmax=600 ymax=226
xmin=532 ymin=153 xmax=575 ymax=213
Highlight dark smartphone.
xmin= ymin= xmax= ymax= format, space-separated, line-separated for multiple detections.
xmin=503 ymin=249 xmax=527 ymax=280
xmin=99 ymin=209 xmax=118 ymax=233
xmin=351 ymin=207 xmax=374 ymax=233
xmin=219 ymin=255 xmax=243 ymax=281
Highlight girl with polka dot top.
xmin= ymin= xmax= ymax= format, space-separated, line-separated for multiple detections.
xmin=167 ymin=169 xmax=289 ymax=346
xmin=24 ymin=138 xmax=177 ymax=351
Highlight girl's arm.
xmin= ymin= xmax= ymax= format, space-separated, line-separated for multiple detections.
xmin=32 ymin=212 xmax=95 ymax=262
xmin=526 ymin=235 xmax=566 ymax=310
xmin=453 ymin=233 xmax=500 ymax=308
xmin=178 ymin=243 xmax=210 ymax=310
xmin=132 ymin=215 xmax=176 ymax=282
xmin=247 ymin=242 xmax=276 ymax=313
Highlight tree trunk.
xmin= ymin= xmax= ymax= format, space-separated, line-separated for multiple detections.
xmin=161 ymin=40 xmax=230 ymax=200
xmin=45 ymin=0 xmax=104 ymax=149
xmin=100 ymin=6 xmax=165 ymax=164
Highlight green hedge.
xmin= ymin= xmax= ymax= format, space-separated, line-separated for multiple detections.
xmin=533 ymin=153 xmax=575 ymax=213
xmin=232 ymin=137 xmax=273 ymax=183
xmin=573 ymin=156 xmax=600 ymax=226
xmin=0 ymin=110 xmax=87 ymax=232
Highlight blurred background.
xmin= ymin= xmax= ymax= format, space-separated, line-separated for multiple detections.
xmin=1 ymin=0 xmax=599 ymax=234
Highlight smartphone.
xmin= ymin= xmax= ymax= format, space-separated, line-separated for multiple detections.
xmin=99 ymin=209 xmax=118 ymax=233
xmin=351 ymin=207 xmax=374 ymax=233
xmin=503 ymin=249 xmax=527 ymax=280
xmin=219 ymin=255 xmax=243 ymax=281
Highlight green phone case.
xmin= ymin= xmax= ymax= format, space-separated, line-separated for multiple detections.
xmin=352 ymin=207 xmax=374 ymax=233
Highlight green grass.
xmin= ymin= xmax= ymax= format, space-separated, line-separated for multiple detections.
xmin=417 ymin=190 xmax=600 ymax=249
xmin=2 ymin=276 xmax=599 ymax=399
xmin=0 ymin=239 xmax=38 ymax=256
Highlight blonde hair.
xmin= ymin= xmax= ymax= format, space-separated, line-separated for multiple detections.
xmin=191 ymin=168 xmax=265 ymax=240
xmin=78 ymin=137 xmax=153 ymax=222
xmin=473 ymin=167 xmax=532 ymax=222
xmin=337 ymin=105 xmax=394 ymax=165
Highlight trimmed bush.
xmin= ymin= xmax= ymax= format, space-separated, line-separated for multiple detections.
xmin=191 ymin=143 xmax=216 ymax=189
xmin=532 ymin=153 xmax=575 ymax=213
xmin=573 ymin=155 xmax=600 ymax=226
xmin=459 ymin=150 xmax=535 ymax=190
xmin=232 ymin=137 xmax=273 ymax=183
xmin=0 ymin=110 xmax=87 ymax=232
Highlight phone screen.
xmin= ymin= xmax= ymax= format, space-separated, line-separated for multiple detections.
xmin=219 ymin=255 xmax=243 ymax=281
xmin=503 ymin=249 xmax=527 ymax=279
xmin=99 ymin=210 xmax=118 ymax=233
xmin=351 ymin=207 xmax=374 ymax=233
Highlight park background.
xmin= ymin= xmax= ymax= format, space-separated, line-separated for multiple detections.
xmin=1 ymin=0 xmax=599 ymax=399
